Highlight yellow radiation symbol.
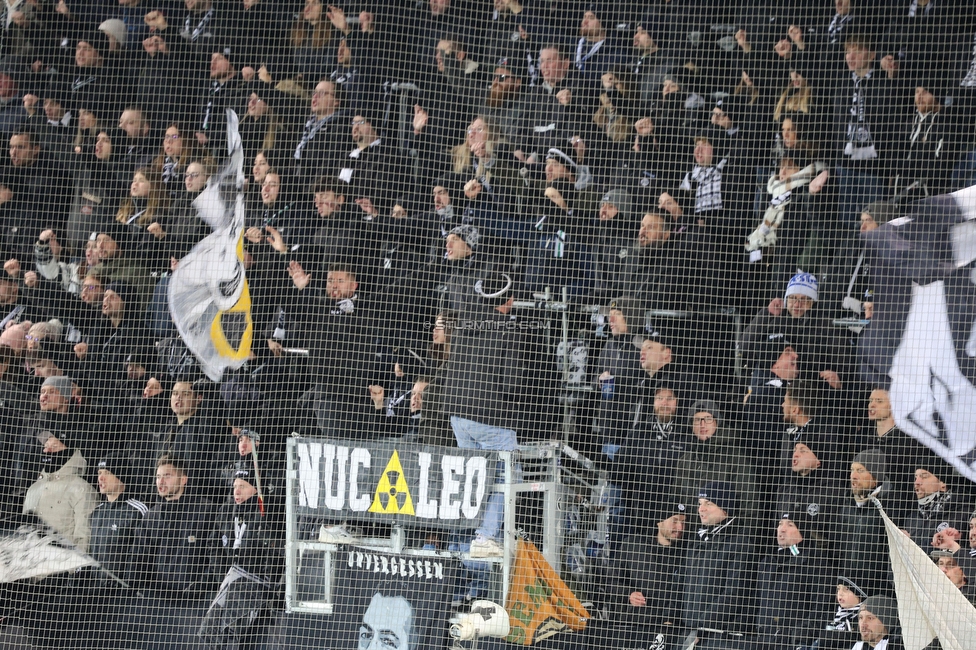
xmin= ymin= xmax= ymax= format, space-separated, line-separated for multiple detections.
xmin=209 ymin=232 xmax=253 ymax=360
xmin=369 ymin=450 xmax=415 ymax=515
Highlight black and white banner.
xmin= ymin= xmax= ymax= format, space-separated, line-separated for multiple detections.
xmin=331 ymin=549 xmax=456 ymax=650
xmin=861 ymin=188 xmax=976 ymax=481
xmin=293 ymin=438 xmax=498 ymax=529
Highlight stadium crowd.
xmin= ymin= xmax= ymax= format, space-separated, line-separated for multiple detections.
xmin=0 ymin=0 xmax=976 ymax=649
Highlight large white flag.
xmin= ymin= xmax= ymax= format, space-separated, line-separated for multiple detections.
xmin=878 ymin=501 xmax=976 ymax=649
xmin=0 ymin=526 xmax=95 ymax=583
xmin=168 ymin=109 xmax=253 ymax=381
xmin=860 ymin=186 xmax=976 ymax=482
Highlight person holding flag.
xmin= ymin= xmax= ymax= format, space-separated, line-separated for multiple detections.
xmin=199 ymin=461 xmax=283 ymax=650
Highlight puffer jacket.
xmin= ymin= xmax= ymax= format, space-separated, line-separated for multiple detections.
xmin=23 ymin=449 xmax=97 ymax=552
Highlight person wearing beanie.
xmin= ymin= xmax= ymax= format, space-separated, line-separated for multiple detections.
xmin=775 ymin=430 xmax=847 ymax=548
xmin=89 ymin=452 xmax=149 ymax=584
xmin=753 ymin=514 xmax=834 ymax=650
xmin=681 ymin=480 xmax=751 ymax=645
xmin=200 ymin=459 xmax=282 ymax=649
xmin=892 ymin=73 xmax=955 ymax=199
xmin=190 ymin=46 xmax=246 ymax=158
xmin=855 ymin=595 xmax=901 ymax=649
xmin=592 ymin=188 xmax=636 ymax=299
xmin=826 ymin=575 xmax=869 ymax=641
xmin=594 ymin=297 xmax=644 ymax=441
xmin=98 ymin=19 xmax=128 ymax=51
xmin=743 ymin=271 xmax=846 ymax=388
xmin=674 ymin=400 xmax=754 ymax=521
xmin=447 ymin=224 xmax=480 ymax=260
xmin=611 ymin=501 xmax=687 ymax=645
xmin=821 ymin=197 xmax=901 ymax=321
xmin=22 ymin=425 xmax=97 ymax=552
xmin=904 ymin=460 xmax=968 ymax=556
xmin=439 ymin=211 xmax=524 ymax=562
xmin=836 ymin=449 xmax=895 ymax=598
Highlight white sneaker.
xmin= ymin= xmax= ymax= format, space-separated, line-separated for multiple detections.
xmin=469 ymin=536 xmax=504 ymax=558
xmin=319 ymin=524 xmax=359 ymax=544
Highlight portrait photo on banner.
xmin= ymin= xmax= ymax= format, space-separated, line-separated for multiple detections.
xmin=322 ymin=549 xmax=459 ymax=650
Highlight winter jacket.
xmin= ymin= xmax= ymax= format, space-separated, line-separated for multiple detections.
xmin=753 ymin=542 xmax=835 ymax=649
xmin=591 ymin=333 xmax=644 ymax=455
xmin=129 ymin=493 xmax=218 ymax=599
xmin=613 ymin=536 xmax=685 ymax=627
xmin=836 ymin=487 xmax=895 ymax=598
xmin=681 ymin=517 xmax=753 ymax=634
xmin=90 ymin=495 xmax=149 ymax=584
xmin=23 ymin=449 xmax=97 ymax=552
xmin=209 ymin=498 xmax=283 ymax=583
xmin=674 ymin=427 xmax=755 ymax=522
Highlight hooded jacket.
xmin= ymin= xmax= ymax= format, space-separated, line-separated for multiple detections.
xmin=23 ymin=449 xmax=97 ymax=552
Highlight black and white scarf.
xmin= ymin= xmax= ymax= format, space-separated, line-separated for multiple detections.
xmin=827 ymin=605 xmax=860 ymax=632
xmin=845 ymin=70 xmax=878 ymax=161
xmin=182 ymin=7 xmax=215 ymax=43
xmin=294 ymin=114 xmax=334 ymax=160
xmin=827 ymin=12 xmax=853 ymax=45
xmin=961 ymin=32 xmax=976 ymax=87
xmin=917 ymin=489 xmax=953 ymax=519
xmin=680 ymin=158 xmax=726 ymax=213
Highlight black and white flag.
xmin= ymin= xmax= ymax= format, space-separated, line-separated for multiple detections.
xmin=861 ymin=186 xmax=976 ymax=481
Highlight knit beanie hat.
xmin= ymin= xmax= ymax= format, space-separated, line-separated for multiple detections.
xmin=99 ymin=19 xmax=128 ymax=49
xmin=546 ymin=148 xmax=592 ymax=190
xmin=97 ymin=451 xmax=134 ymax=486
xmin=853 ymin=448 xmax=887 ymax=484
xmin=861 ymin=595 xmax=899 ymax=634
xmin=837 ymin=575 xmax=868 ymax=600
xmin=608 ymin=296 xmax=644 ymax=334
xmin=449 ymin=225 xmax=480 ymax=251
xmin=600 ymin=188 xmax=632 ymax=219
xmin=689 ymin=399 xmax=722 ymax=428
xmin=79 ymin=30 xmax=112 ymax=56
xmin=785 ymin=272 xmax=818 ymax=301
xmin=699 ymin=481 xmax=738 ymax=517
xmin=41 ymin=375 xmax=73 ymax=398
xmin=105 ymin=281 xmax=136 ymax=305
xmin=861 ymin=200 xmax=900 ymax=226
xmin=652 ymin=501 xmax=687 ymax=525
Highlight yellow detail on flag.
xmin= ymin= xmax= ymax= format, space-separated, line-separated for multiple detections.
xmin=208 ymin=232 xmax=253 ymax=360
xmin=505 ymin=538 xmax=589 ymax=645
xmin=369 ymin=450 xmax=415 ymax=515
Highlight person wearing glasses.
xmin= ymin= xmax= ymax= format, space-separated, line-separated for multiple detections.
xmin=675 ymin=400 xmax=755 ymax=523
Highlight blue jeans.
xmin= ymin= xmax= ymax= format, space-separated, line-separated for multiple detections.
xmin=450 ymin=416 xmax=517 ymax=540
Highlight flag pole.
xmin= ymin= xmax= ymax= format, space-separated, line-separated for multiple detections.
xmin=250 ymin=443 xmax=266 ymax=517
